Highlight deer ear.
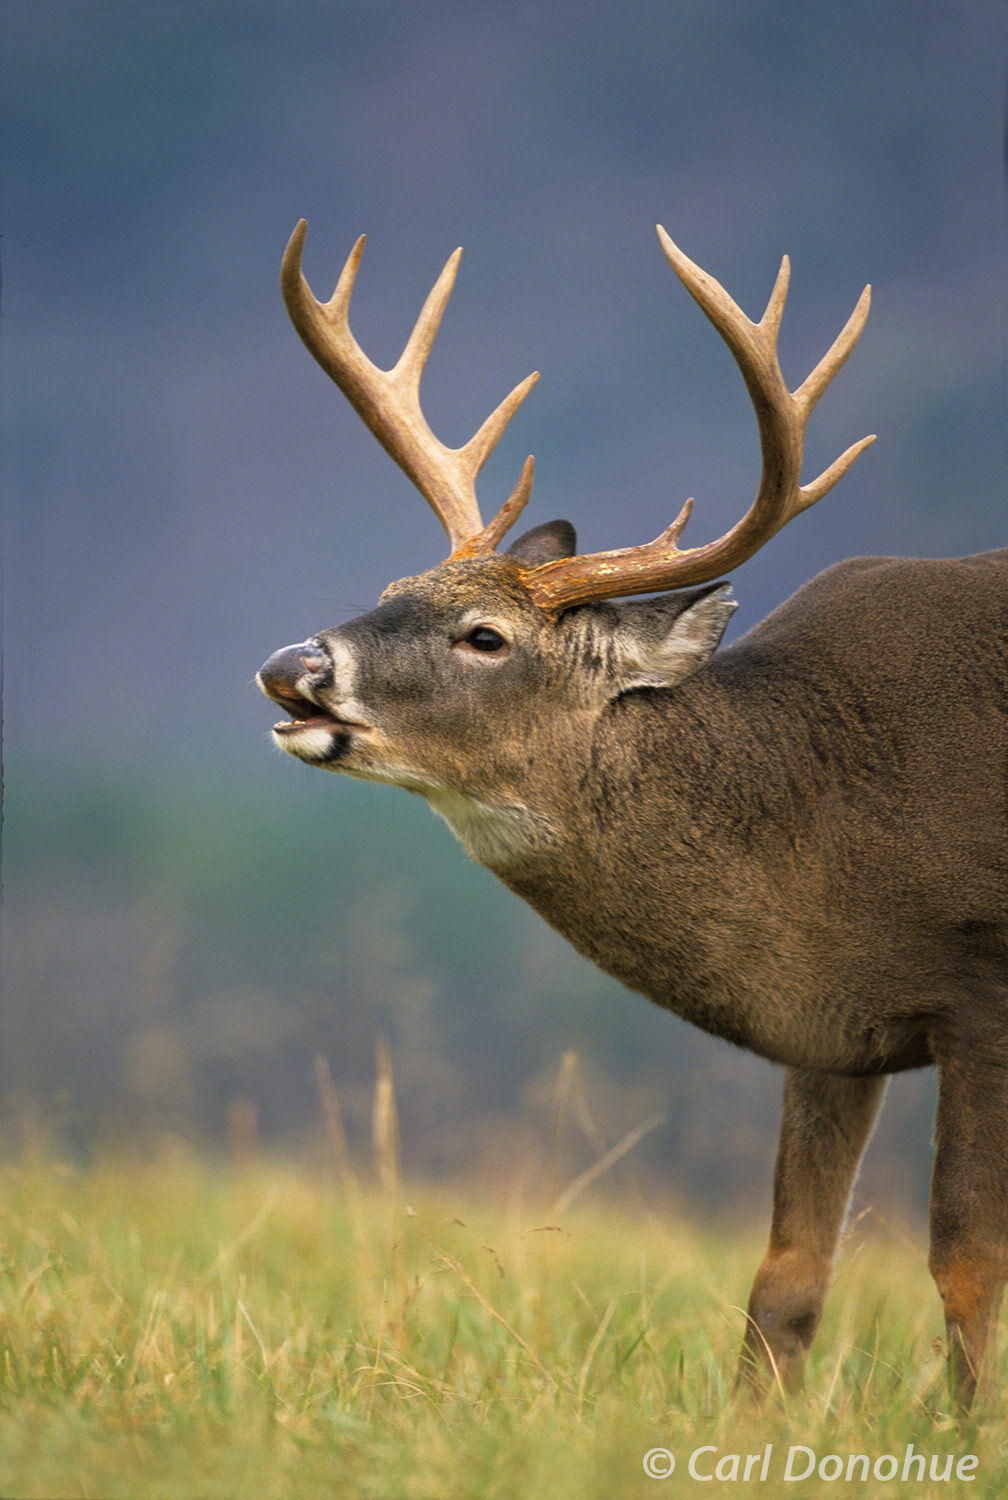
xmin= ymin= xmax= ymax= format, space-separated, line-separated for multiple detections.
xmin=506 ymin=520 xmax=577 ymax=567
xmin=609 ymin=583 xmax=737 ymax=695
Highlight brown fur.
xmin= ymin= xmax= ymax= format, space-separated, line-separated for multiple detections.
xmin=259 ymin=540 xmax=1008 ymax=1406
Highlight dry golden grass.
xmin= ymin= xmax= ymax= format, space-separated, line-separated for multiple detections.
xmin=0 ymin=1063 xmax=1005 ymax=1498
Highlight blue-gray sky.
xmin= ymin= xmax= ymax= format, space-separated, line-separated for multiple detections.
xmin=4 ymin=0 xmax=1006 ymax=772
xmin=2 ymin=1 xmax=1007 ymax=1189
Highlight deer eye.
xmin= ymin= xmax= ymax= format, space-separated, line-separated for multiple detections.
xmin=464 ymin=625 xmax=508 ymax=653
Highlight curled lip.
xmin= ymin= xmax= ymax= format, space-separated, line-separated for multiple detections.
xmin=260 ymin=684 xmax=369 ymax=735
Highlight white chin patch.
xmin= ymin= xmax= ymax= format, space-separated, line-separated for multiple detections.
xmin=425 ymin=788 xmax=556 ymax=868
xmin=272 ymin=723 xmax=341 ymax=763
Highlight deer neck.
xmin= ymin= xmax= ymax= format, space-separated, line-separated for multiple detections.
xmin=452 ymin=674 xmax=816 ymax=1060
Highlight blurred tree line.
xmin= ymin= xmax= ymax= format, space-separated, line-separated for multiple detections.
xmin=2 ymin=756 xmax=938 ymax=1219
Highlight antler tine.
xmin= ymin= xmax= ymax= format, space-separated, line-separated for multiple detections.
xmin=759 ymin=253 xmax=791 ymax=337
xmin=796 ymin=282 xmax=872 ymax=414
xmin=281 ymin=220 xmax=539 ymax=556
xmin=522 ymin=228 xmax=873 ymax=613
xmin=392 ymin=243 xmax=463 ymax=389
xmin=464 ymin=454 xmax=537 ymax=556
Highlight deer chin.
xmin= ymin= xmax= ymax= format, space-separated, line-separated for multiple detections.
xmin=271 ymin=711 xmax=372 ymax=766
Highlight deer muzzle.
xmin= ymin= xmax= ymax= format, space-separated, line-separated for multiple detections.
xmin=257 ymin=642 xmax=328 ymax=719
xmin=257 ymin=639 xmax=370 ymax=764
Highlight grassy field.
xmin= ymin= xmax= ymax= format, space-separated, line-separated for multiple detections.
xmin=0 ymin=1127 xmax=1005 ymax=1499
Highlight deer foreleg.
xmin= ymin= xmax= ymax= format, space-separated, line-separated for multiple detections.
xmin=736 ymin=1067 xmax=887 ymax=1396
xmin=928 ymin=1047 xmax=1008 ymax=1410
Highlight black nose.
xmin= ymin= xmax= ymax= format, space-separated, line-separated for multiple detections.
xmin=257 ymin=641 xmax=327 ymax=699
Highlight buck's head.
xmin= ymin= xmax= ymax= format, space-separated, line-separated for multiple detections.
xmin=258 ymin=222 xmax=872 ymax=864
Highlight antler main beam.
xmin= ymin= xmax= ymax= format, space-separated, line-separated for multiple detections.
xmin=522 ymin=227 xmax=874 ymax=612
xmin=282 ymin=221 xmax=873 ymax=609
xmin=281 ymin=220 xmax=538 ymax=556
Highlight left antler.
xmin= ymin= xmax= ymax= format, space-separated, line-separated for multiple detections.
xmin=281 ymin=220 xmax=538 ymax=557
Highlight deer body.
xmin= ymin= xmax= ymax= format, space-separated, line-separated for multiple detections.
xmin=258 ymin=223 xmax=1008 ymax=1405
xmin=503 ymin=550 xmax=1008 ymax=1079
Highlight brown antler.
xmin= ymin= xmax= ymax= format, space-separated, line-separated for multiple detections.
xmin=281 ymin=220 xmax=538 ymax=556
xmin=522 ymin=226 xmax=874 ymax=612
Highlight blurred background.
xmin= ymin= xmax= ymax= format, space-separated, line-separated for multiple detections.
xmin=3 ymin=0 xmax=1006 ymax=1220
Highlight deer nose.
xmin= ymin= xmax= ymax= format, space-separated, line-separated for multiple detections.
xmin=257 ymin=641 xmax=328 ymax=697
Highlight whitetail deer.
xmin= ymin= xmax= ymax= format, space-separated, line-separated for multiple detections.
xmin=258 ymin=220 xmax=1008 ymax=1407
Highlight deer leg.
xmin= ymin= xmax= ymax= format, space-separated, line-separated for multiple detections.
xmin=928 ymin=1047 xmax=1008 ymax=1409
xmin=736 ymin=1068 xmax=887 ymax=1396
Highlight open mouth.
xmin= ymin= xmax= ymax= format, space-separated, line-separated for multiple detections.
xmin=273 ymin=714 xmax=340 ymax=736
xmin=259 ymin=684 xmax=369 ymax=739
xmin=264 ymin=692 xmax=345 ymax=733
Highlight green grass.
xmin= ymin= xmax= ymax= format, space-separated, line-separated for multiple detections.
xmin=0 ymin=1143 xmax=1004 ymax=1499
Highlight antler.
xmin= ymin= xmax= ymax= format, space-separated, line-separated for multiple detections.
xmin=281 ymin=220 xmax=538 ymax=556
xmin=522 ymin=226 xmax=874 ymax=612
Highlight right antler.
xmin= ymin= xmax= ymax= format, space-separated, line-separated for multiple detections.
xmin=523 ymin=228 xmax=873 ymax=612
xmin=281 ymin=220 xmax=538 ymax=557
